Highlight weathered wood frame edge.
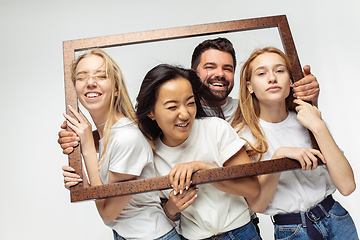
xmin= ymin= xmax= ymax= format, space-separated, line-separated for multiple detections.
xmin=63 ymin=15 xmax=306 ymax=202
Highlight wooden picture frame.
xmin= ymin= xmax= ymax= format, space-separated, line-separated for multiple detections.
xmin=63 ymin=15 xmax=312 ymax=202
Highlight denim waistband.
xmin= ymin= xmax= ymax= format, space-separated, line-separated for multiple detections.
xmin=273 ymin=194 xmax=335 ymax=240
xmin=202 ymin=221 xmax=251 ymax=240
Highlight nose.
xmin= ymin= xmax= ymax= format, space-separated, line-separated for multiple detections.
xmin=268 ymin=72 xmax=277 ymax=84
xmin=213 ymin=67 xmax=224 ymax=78
xmin=86 ymin=76 xmax=98 ymax=88
xmin=178 ymin=106 xmax=190 ymax=120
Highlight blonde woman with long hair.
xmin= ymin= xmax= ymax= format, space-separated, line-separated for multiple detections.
xmin=63 ymin=49 xmax=180 ymax=240
xmin=232 ymin=47 xmax=358 ymax=240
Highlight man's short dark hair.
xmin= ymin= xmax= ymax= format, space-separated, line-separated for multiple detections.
xmin=191 ymin=38 xmax=237 ymax=71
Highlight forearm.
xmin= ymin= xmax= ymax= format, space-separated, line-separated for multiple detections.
xmin=246 ymin=173 xmax=280 ymax=213
xmin=94 ymin=171 xmax=136 ymax=222
xmin=95 ymin=195 xmax=132 ymax=222
xmin=209 ymin=147 xmax=260 ymax=197
xmin=211 ymin=175 xmax=260 ymax=198
xmin=312 ymin=122 xmax=355 ymax=195
xmin=188 ymin=161 xmax=260 ymax=197
xmin=81 ymin=145 xmax=102 ymax=186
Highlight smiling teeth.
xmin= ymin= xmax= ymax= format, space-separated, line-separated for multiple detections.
xmin=86 ymin=93 xmax=99 ymax=98
xmin=177 ymin=123 xmax=187 ymax=127
xmin=211 ymin=83 xmax=225 ymax=87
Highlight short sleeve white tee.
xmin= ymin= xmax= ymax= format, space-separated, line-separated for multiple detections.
xmin=98 ymin=118 xmax=174 ymax=240
xmin=154 ymin=117 xmax=250 ymax=240
xmin=202 ymin=96 xmax=238 ymax=122
xmin=222 ymin=96 xmax=238 ymax=122
xmin=238 ymin=111 xmax=336 ymax=216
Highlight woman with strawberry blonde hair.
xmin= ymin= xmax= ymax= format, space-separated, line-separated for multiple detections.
xmin=232 ymin=47 xmax=358 ymax=240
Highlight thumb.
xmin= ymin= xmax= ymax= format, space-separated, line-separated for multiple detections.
xmin=303 ymin=65 xmax=311 ymax=76
xmin=61 ymin=120 xmax=67 ymax=129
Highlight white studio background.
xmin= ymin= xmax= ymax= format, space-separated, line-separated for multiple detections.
xmin=0 ymin=1 xmax=359 ymax=239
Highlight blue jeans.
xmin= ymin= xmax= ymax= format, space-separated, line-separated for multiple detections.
xmin=181 ymin=221 xmax=260 ymax=240
xmin=113 ymin=228 xmax=181 ymax=240
xmin=274 ymin=201 xmax=359 ymax=240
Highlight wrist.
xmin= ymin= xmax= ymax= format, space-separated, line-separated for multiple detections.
xmin=310 ymin=120 xmax=327 ymax=136
xmin=164 ymin=202 xmax=180 ymax=221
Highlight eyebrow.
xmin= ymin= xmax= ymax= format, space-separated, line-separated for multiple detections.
xmin=254 ymin=63 xmax=286 ymax=72
xmin=163 ymin=95 xmax=195 ymax=105
xmin=76 ymin=70 xmax=106 ymax=75
xmin=203 ymin=62 xmax=234 ymax=70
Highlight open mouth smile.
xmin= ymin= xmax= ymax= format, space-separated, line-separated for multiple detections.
xmin=207 ymin=77 xmax=229 ymax=89
xmin=85 ymin=92 xmax=102 ymax=98
xmin=210 ymin=82 xmax=226 ymax=87
xmin=176 ymin=122 xmax=189 ymax=128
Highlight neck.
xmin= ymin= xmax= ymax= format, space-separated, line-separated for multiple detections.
xmin=259 ymin=100 xmax=288 ymax=123
xmin=90 ymin=109 xmax=125 ymax=138
xmin=219 ymin=97 xmax=228 ymax=106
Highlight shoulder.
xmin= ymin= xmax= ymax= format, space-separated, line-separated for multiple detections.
xmin=195 ymin=117 xmax=234 ymax=134
xmin=227 ymin=96 xmax=239 ymax=106
xmin=237 ymin=124 xmax=252 ymax=138
xmin=197 ymin=116 xmax=231 ymax=127
xmin=197 ymin=117 xmax=240 ymax=143
xmin=111 ymin=119 xmax=150 ymax=150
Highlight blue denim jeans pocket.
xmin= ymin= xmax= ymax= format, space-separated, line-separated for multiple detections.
xmin=274 ymin=223 xmax=308 ymax=240
xmin=324 ymin=201 xmax=359 ymax=240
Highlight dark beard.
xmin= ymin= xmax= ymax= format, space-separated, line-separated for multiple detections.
xmin=206 ymin=77 xmax=231 ymax=103
xmin=210 ymin=89 xmax=229 ymax=103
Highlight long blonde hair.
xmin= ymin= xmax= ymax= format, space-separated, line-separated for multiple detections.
xmin=71 ymin=48 xmax=136 ymax=164
xmin=231 ymin=47 xmax=295 ymax=161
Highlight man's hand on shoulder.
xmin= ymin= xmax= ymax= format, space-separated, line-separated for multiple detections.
xmin=291 ymin=65 xmax=320 ymax=106
xmin=58 ymin=121 xmax=80 ymax=155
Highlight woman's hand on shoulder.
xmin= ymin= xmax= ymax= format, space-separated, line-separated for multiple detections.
xmin=168 ymin=161 xmax=214 ymax=195
xmin=62 ymin=165 xmax=83 ymax=189
xmin=294 ymin=99 xmax=324 ymax=132
xmin=273 ymin=147 xmax=325 ymax=171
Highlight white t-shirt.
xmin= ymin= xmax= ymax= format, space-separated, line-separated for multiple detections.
xmin=222 ymin=96 xmax=238 ymax=122
xmin=154 ymin=117 xmax=250 ymax=240
xmin=98 ymin=118 xmax=175 ymax=240
xmin=203 ymin=96 xmax=238 ymax=122
xmin=238 ymin=111 xmax=336 ymax=216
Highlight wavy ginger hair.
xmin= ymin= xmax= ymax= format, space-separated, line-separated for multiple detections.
xmin=71 ymin=48 xmax=136 ymax=164
xmin=231 ymin=47 xmax=295 ymax=161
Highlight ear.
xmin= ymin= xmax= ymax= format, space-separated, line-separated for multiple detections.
xmin=247 ymin=81 xmax=253 ymax=94
xmin=114 ymin=87 xmax=119 ymax=97
xmin=147 ymin=111 xmax=155 ymax=121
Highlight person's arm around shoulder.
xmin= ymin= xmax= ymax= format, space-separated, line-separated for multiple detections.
xmin=294 ymin=99 xmax=356 ymax=196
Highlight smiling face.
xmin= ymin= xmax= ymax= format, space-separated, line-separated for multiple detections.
xmin=148 ymin=77 xmax=196 ymax=147
xmin=247 ymin=52 xmax=291 ymax=106
xmin=195 ymin=49 xmax=234 ymax=105
xmin=75 ymin=55 xmax=116 ymax=116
